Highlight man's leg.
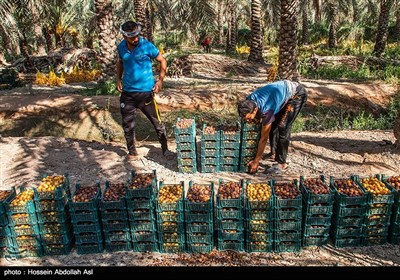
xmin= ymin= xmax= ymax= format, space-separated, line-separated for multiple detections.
xmin=275 ymin=85 xmax=308 ymax=164
xmin=120 ymin=93 xmax=138 ymax=156
xmin=139 ymin=93 xmax=169 ymax=154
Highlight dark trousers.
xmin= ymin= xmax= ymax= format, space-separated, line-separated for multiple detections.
xmin=120 ymin=91 xmax=168 ymax=155
xmin=269 ymin=85 xmax=308 ymax=164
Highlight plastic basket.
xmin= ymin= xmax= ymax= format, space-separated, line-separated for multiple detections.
xmin=201 ymin=164 xmax=220 ymax=173
xmin=217 ymin=207 xmax=243 ymax=220
xmin=178 ymin=165 xmax=197 ymax=174
xmin=41 ymin=230 xmax=74 ymax=245
xmin=245 ymin=230 xmax=273 ymax=242
xmin=99 ymin=181 xmax=127 ymax=211
xmin=218 ymin=230 xmax=244 ymax=241
xmin=273 ymin=241 xmax=301 ymax=252
xmin=186 ymin=243 xmax=213 ymax=253
xmin=245 ymin=219 xmax=274 ymax=232
xmin=101 ymin=209 xmax=129 ymax=221
xmin=101 ymin=219 xmax=130 ymax=232
xmin=302 ymin=225 xmax=330 ymax=236
xmin=217 ymin=220 xmax=244 ymax=231
xmin=178 ymin=150 xmax=197 ymax=159
xmin=8 ymin=212 xmax=38 ymax=226
xmin=132 ymin=241 xmax=158 ymax=252
xmin=0 ymin=187 xmax=16 ymax=215
xmin=275 ymin=220 xmax=302 ymax=231
xmin=131 ymin=231 xmax=158 ymax=242
xmin=33 ymin=174 xmax=70 ymax=200
xmin=174 ymin=117 xmax=196 ymax=136
xmin=38 ymin=221 xmax=72 ymax=235
xmin=274 ymin=230 xmax=302 ymax=242
xmin=330 ymin=176 xmax=368 ymax=206
xmin=68 ymin=183 xmax=101 ymax=212
xmin=303 ymin=203 xmax=333 ymax=215
xmin=43 ymin=241 xmax=73 ymax=256
xmin=76 ymin=242 xmax=104 ymax=254
xmin=217 ymin=179 xmax=244 ymax=208
xmin=246 ymin=242 xmax=273 ymax=252
xmin=126 ymin=197 xmax=154 ymax=210
xmin=105 ymin=241 xmax=132 ymax=252
xmin=186 ymin=232 xmax=213 ymax=243
xmin=103 ymin=230 xmax=131 ymax=242
xmin=273 ymin=179 xmax=302 ymax=208
xmin=75 ymin=230 xmax=103 ymax=243
xmin=159 ymin=242 xmax=185 ymax=253
xmin=302 ymin=235 xmax=329 ymax=247
xmin=332 ymin=213 xmax=365 ymax=228
xmin=34 ymin=197 xmax=68 ymax=212
xmin=353 ymin=175 xmax=395 ymax=205
xmin=275 ymin=207 xmax=302 ymax=220
xmin=70 ymin=210 xmax=100 ymax=223
xmin=200 ymin=147 xmax=220 ymax=158
xmin=156 ymin=181 xmax=184 ymax=212
xmin=71 ymin=220 xmax=102 ymax=233
xmin=129 ymin=209 xmax=156 ymax=221
xmin=217 ymin=240 xmax=244 ymax=251
xmin=37 ymin=211 xmax=70 ymax=224
xmin=186 ymin=222 xmax=213 ymax=233
xmin=126 ymin=170 xmax=157 ymax=199
xmin=300 ymin=175 xmax=334 ymax=205
xmin=129 ymin=220 xmax=157 ymax=232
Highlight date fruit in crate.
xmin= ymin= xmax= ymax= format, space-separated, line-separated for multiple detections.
xmin=333 ymin=179 xmax=363 ymax=197
xmin=187 ymin=184 xmax=212 ymax=202
xmin=103 ymin=183 xmax=126 ymax=201
xmin=203 ymin=126 xmax=218 ymax=135
xmin=218 ymin=181 xmax=241 ymax=199
xmin=37 ymin=175 xmax=65 ymax=192
xmin=385 ymin=176 xmax=400 ymax=191
xmin=129 ymin=174 xmax=154 ymax=189
xmin=158 ymin=185 xmax=183 ymax=203
xmin=360 ymin=177 xmax=390 ymax=195
xmin=0 ymin=190 xmax=13 ymax=201
xmin=221 ymin=125 xmax=238 ymax=134
xmin=72 ymin=185 xmax=98 ymax=202
xmin=274 ymin=182 xmax=300 ymax=199
xmin=176 ymin=118 xmax=193 ymax=129
xmin=303 ymin=178 xmax=330 ymax=194
xmin=247 ymin=183 xmax=272 ymax=201
xmin=10 ymin=190 xmax=34 ymax=206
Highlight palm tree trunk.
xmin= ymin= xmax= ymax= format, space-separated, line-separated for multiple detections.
xmin=95 ymin=0 xmax=117 ymax=81
xmin=217 ymin=0 xmax=224 ymax=45
xmin=134 ymin=0 xmax=148 ymax=39
xmin=42 ymin=26 xmax=54 ymax=51
xmin=248 ymin=0 xmax=264 ymax=63
xmin=278 ymin=0 xmax=300 ymax=81
xmin=301 ymin=0 xmax=309 ymax=45
xmin=145 ymin=2 xmax=154 ymax=42
xmin=312 ymin=0 xmax=321 ymax=23
xmin=394 ymin=5 xmax=400 ymax=41
xmin=352 ymin=0 xmax=360 ymax=23
xmin=328 ymin=1 xmax=339 ymax=49
xmin=32 ymin=7 xmax=46 ymax=56
xmin=226 ymin=0 xmax=236 ymax=55
xmin=373 ymin=0 xmax=394 ymax=57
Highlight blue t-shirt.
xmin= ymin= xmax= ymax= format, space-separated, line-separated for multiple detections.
xmin=117 ymin=37 xmax=160 ymax=92
xmin=247 ymin=80 xmax=293 ymax=125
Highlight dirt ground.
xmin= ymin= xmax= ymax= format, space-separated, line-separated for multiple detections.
xmin=0 ymin=54 xmax=399 ymax=268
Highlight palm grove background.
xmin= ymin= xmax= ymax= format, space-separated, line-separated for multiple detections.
xmin=1 ymin=0 xmax=400 ymax=139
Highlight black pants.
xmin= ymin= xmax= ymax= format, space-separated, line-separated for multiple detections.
xmin=269 ymin=85 xmax=308 ymax=164
xmin=120 ymin=91 xmax=168 ymax=155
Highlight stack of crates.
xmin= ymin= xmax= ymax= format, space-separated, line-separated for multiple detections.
xmin=244 ymin=180 xmax=274 ymax=252
xmin=219 ymin=124 xmax=241 ymax=172
xmin=100 ymin=181 xmax=131 ymax=252
xmin=185 ymin=181 xmax=214 ymax=253
xmin=300 ymin=176 xmax=334 ymax=247
xmin=69 ymin=183 xmax=103 ymax=254
xmin=7 ymin=187 xmax=43 ymax=258
xmin=126 ymin=170 xmax=158 ymax=252
xmin=383 ymin=175 xmax=400 ymax=244
xmin=354 ymin=175 xmax=394 ymax=246
xmin=216 ymin=179 xmax=244 ymax=251
xmin=34 ymin=174 xmax=73 ymax=256
xmin=239 ymin=120 xmax=261 ymax=172
xmin=175 ymin=118 xmax=197 ymax=173
xmin=273 ymin=179 xmax=302 ymax=252
xmin=0 ymin=188 xmax=16 ymax=258
xmin=329 ymin=176 xmax=367 ymax=248
xmin=200 ymin=124 xmax=221 ymax=173
xmin=156 ymin=181 xmax=186 ymax=253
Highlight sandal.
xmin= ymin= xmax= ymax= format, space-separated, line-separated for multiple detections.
xmin=266 ymin=164 xmax=288 ymax=174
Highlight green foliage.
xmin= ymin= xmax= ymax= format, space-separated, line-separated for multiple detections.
xmin=82 ymin=80 xmax=119 ymax=96
xmin=301 ymin=64 xmax=372 ymax=80
xmin=291 ymin=114 xmax=305 ymax=133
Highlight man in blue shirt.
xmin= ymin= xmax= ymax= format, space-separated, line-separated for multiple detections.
xmin=237 ymin=80 xmax=308 ymax=174
xmin=116 ymin=21 xmax=174 ymax=160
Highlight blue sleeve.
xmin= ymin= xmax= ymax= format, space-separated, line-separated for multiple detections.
xmin=147 ymin=42 xmax=160 ymax=59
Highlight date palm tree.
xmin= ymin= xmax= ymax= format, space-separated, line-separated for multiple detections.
xmin=134 ymin=0 xmax=149 ymax=39
xmin=95 ymin=0 xmax=116 ymax=81
xmin=300 ymin=0 xmax=309 ymax=45
xmin=373 ymin=0 xmax=395 ymax=56
xmin=327 ymin=0 xmax=338 ymax=49
xmin=248 ymin=0 xmax=264 ymax=63
xmin=395 ymin=1 xmax=400 ymax=41
xmin=278 ymin=0 xmax=300 ymax=81
xmin=226 ymin=0 xmax=237 ymax=55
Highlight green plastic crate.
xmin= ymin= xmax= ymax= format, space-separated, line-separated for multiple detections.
xmin=245 ymin=219 xmax=274 ymax=232
xmin=7 ymin=246 xmax=43 ymax=258
xmin=201 ymin=164 xmax=220 ymax=173
xmin=126 ymin=197 xmax=154 ymax=210
xmin=156 ymin=181 xmax=185 ymax=212
xmin=330 ymin=223 xmax=363 ymax=237
xmin=217 ymin=239 xmax=244 ymax=251
xmin=126 ymin=170 xmax=157 ymax=199
xmin=275 ymin=220 xmax=302 ymax=231
xmin=220 ymin=164 xmax=238 ymax=172
xmin=34 ymin=197 xmax=68 ymax=212
xmin=353 ymin=175 xmax=395 ymax=205
xmin=330 ymin=176 xmax=368 ymax=206
xmin=201 ymin=124 xmax=221 ymax=141
xmin=333 ymin=203 xmax=367 ymax=217
xmin=38 ymin=221 xmax=72 ymax=235
xmin=99 ymin=181 xmax=127 ymax=211
xmin=41 ymin=230 xmax=73 ymax=245
xmin=185 ymin=212 xmax=213 ymax=223
xmin=300 ymin=175 xmax=334 ymax=205
xmin=200 ymin=147 xmax=220 ymax=157
xmin=103 ymin=230 xmax=131 ymax=242
xmin=245 ymin=230 xmax=273 ymax=242
xmin=245 ymin=242 xmax=273 ymax=253
xmin=186 ymin=232 xmax=213 ymax=243
xmin=12 ymin=224 xmax=40 ymax=236
xmin=129 ymin=220 xmax=157 ymax=232
xmin=75 ymin=230 xmax=103 ymax=243
xmin=186 ymin=222 xmax=213 ymax=233
xmin=42 ymin=241 xmax=73 ymax=255
xmin=217 ymin=179 xmax=244 ymax=208
xmin=200 ymin=156 xmax=220 ymax=165
xmin=273 ymin=241 xmax=301 ymax=252
xmin=275 ymin=207 xmax=302 ymax=220
xmin=72 ymin=220 xmax=102 ymax=233
xmin=14 ymin=235 xmax=41 ymax=247
xmin=303 ymin=203 xmax=333 ymax=215
xmin=220 ymin=148 xmax=240 ymax=157
xmin=302 ymin=214 xmax=332 ymax=226
xmin=37 ymin=211 xmax=70 ymax=224
xmin=361 ymin=235 xmax=388 ymax=246
xmin=132 ymin=241 xmax=159 ymax=252
xmin=302 ymin=225 xmax=330 ymax=236
xmin=68 ymin=183 xmax=101 ymax=212
xmin=274 ymin=230 xmax=302 ymax=242
xmin=105 ymin=241 xmax=132 ymax=252
xmin=131 ymin=231 xmax=158 ymax=242
xmin=159 ymin=232 xmax=185 ymax=243
xmin=101 ymin=219 xmax=130 ymax=232
xmin=33 ymin=174 xmax=70 ymax=201
xmin=218 ymin=230 xmax=244 ymax=240
xmin=157 ymin=221 xmax=184 ymax=233
xmin=178 ymin=164 xmax=197 ymax=174
xmin=174 ymin=117 xmax=196 ymax=136
xmin=245 ymin=209 xmax=274 ymax=221
xmin=302 ymin=235 xmax=329 ymax=247
xmin=217 ymin=207 xmax=243 ymax=220
xmin=70 ymin=210 xmax=100 ymax=223
xmin=0 ymin=187 xmax=16 ymax=215
xmin=218 ymin=220 xmax=244 ymax=231
xmin=273 ymin=179 xmax=302 ymax=208
xmin=159 ymin=242 xmax=185 ymax=253
xmin=8 ymin=212 xmax=38 ymax=226
xmin=76 ymin=242 xmax=104 ymax=254
xmin=101 ymin=209 xmax=129 ymax=221
xmin=186 ymin=243 xmax=213 ymax=253
xmin=332 ymin=213 xmax=365 ymax=228
xmin=241 ymin=119 xmax=261 ymax=132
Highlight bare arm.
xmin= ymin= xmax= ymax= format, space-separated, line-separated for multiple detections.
xmin=247 ymin=122 xmax=272 ymax=174
xmin=116 ymin=58 xmax=123 ymax=92
xmin=152 ymin=53 xmax=167 ymax=94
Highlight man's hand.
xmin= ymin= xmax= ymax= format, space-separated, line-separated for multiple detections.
xmin=247 ymin=159 xmax=259 ymax=174
xmin=116 ymin=80 xmax=123 ymax=92
xmin=152 ymin=80 xmax=163 ymax=94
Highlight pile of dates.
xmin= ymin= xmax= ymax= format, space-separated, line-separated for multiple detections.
xmin=218 ymin=181 xmax=241 ymax=199
xmin=302 ymin=178 xmax=330 ymax=194
xmin=274 ymin=182 xmax=300 ymax=199
xmin=187 ymin=184 xmax=212 ymax=203
xmin=129 ymin=173 xmax=155 ymax=189
xmin=72 ymin=185 xmax=98 ymax=202
xmin=103 ymin=182 xmax=126 ymax=201
xmin=333 ymin=179 xmax=363 ymax=197
xmin=158 ymin=184 xmax=183 ymax=204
